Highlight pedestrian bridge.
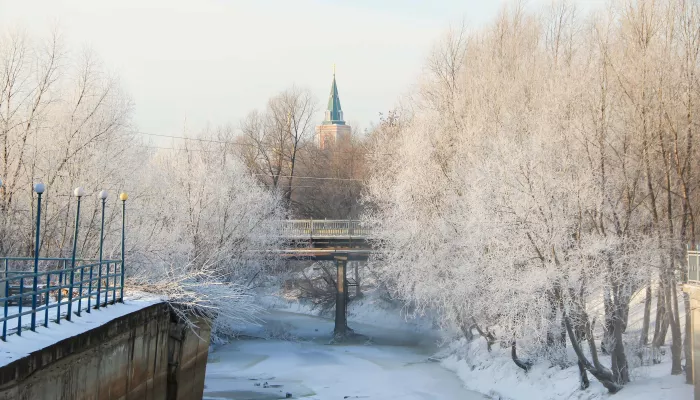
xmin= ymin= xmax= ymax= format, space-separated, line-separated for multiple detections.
xmin=279 ymin=220 xmax=370 ymax=240
xmin=277 ymin=219 xmax=372 ymax=338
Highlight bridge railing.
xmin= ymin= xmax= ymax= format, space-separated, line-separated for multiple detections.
xmin=1 ymin=257 xmax=124 ymax=340
xmin=280 ymin=220 xmax=370 ymax=239
xmin=688 ymin=248 xmax=700 ymax=284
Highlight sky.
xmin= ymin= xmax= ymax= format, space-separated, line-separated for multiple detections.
xmin=0 ymin=0 xmax=602 ymax=143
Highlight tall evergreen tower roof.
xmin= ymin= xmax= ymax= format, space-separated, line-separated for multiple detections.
xmin=322 ymin=67 xmax=345 ymax=125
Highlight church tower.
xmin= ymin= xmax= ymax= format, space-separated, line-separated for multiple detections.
xmin=316 ymin=68 xmax=351 ymax=149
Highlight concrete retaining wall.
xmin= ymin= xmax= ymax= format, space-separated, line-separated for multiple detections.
xmin=0 ymin=302 xmax=212 ymax=400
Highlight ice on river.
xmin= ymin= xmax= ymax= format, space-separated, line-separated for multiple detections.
xmin=204 ymin=310 xmax=486 ymax=400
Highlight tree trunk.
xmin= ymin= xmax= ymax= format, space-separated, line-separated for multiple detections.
xmin=621 ymin=300 xmax=630 ymax=333
xmin=666 ymin=271 xmax=683 ymax=375
xmin=511 ymin=341 xmax=532 ymax=372
xmin=563 ymin=315 xmax=622 ymax=393
xmin=602 ymin=287 xmax=614 ymax=354
xmin=560 ymin=317 xmax=567 ymax=348
xmin=473 ymin=320 xmax=496 ymax=352
xmin=578 ymin=361 xmax=590 ymax=390
xmin=653 ymin=282 xmax=668 ymax=348
xmin=640 ymin=282 xmax=652 ymax=346
xmin=611 ymin=312 xmax=630 ymax=384
xmin=459 ymin=323 xmax=474 ymax=341
xmin=609 ymin=278 xmax=631 ymax=384
xmin=354 ymin=262 xmax=362 ymax=298
xmin=546 ymin=289 xmax=557 ymax=347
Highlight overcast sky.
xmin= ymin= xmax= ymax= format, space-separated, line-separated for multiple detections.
xmin=0 ymin=0 xmax=604 ymax=142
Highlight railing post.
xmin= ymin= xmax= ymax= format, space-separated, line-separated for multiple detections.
xmin=67 ymin=187 xmax=85 ymax=320
xmin=17 ymin=276 xmax=23 ymax=336
xmin=2 ymin=259 xmax=8 ymax=340
xmin=57 ymin=259 xmax=65 ymax=323
xmin=95 ymin=191 xmax=107 ymax=310
xmin=44 ymin=271 xmax=50 ymax=327
xmin=119 ymin=192 xmax=127 ymax=302
xmin=30 ymin=183 xmax=44 ymax=331
xmin=104 ymin=262 xmax=109 ymax=307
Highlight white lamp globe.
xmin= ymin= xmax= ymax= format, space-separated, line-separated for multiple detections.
xmin=98 ymin=190 xmax=108 ymax=200
xmin=73 ymin=187 xmax=85 ymax=197
xmin=34 ymin=183 xmax=45 ymax=194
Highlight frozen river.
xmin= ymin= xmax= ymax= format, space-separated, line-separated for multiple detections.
xmin=203 ymin=310 xmax=486 ymax=400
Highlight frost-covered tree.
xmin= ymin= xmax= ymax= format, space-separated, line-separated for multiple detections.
xmin=364 ymin=0 xmax=699 ymax=391
xmin=0 ymin=29 xmax=284 ymax=331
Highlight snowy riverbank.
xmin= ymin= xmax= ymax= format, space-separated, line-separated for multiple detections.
xmin=440 ymin=337 xmax=690 ymax=400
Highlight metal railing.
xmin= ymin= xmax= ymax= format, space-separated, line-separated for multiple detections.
xmin=0 ymin=182 xmax=128 ymax=341
xmin=279 ymin=220 xmax=370 ymax=239
xmin=688 ymin=248 xmax=700 ymax=284
xmin=0 ymin=257 xmax=123 ymax=340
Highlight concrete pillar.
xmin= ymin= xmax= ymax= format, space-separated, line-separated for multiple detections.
xmin=683 ymin=284 xmax=700 ymax=400
xmin=354 ymin=261 xmax=362 ymax=298
xmin=334 ymin=255 xmax=348 ymax=337
xmin=695 ymin=296 xmax=700 ymax=400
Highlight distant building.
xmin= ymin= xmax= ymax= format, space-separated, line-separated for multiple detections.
xmin=316 ymin=71 xmax=351 ymax=149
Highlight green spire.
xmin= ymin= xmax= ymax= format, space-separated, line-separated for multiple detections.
xmin=322 ymin=68 xmax=345 ymax=125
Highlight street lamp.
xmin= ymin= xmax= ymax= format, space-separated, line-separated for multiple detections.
xmin=67 ymin=187 xmax=84 ymax=320
xmin=29 ymin=182 xmax=44 ymax=332
xmin=92 ymin=190 xmax=108 ymax=311
xmin=118 ymin=192 xmax=127 ymax=303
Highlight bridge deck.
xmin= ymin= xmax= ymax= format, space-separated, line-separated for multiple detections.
xmin=275 ymin=248 xmax=371 ymax=261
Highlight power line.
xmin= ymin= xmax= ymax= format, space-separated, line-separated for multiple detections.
xmin=134 ymin=144 xmax=365 ymax=183
xmin=137 ymin=144 xmax=207 ymax=152
xmin=132 ymin=130 xmax=395 ymax=157
xmin=251 ymin=173 xmax=363 ymax=182
xmin=135 ymin=131 xmax=250 ymax=146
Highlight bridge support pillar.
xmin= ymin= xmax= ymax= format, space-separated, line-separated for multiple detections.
xmin=334 ymin=254 xmax=348 ymax=337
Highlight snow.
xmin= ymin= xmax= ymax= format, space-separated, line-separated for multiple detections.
xmin=434 ymin=283 xmax=692 ymax=400
xmin=204 ymin=310 xmax=486 ymax=400
xmin=256 ymin=289 xmax=437 ymax=336
xmin=439 ymin=338 xmax=692 ymax=400
xmin=230 ymin=291 xmax=693 ymax=400
xmin=0 ymin=292 xmax=161 ymax=368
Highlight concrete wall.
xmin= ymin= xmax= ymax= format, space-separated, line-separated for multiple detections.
xmin=0 ymin=302 xmax=212 ymax=400
xmin=167 ymin=312 xmax=211 ymax=400
xmin=683 ymin=285 xmax=700 ymax=400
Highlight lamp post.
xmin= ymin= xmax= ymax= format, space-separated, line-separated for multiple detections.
xmin=1 ymin=179 xmax=6 ymax=340
xmin=30 ymin=182 xmax=44 ymax=332
xmin=118 ymin=192 xmax=127 ymax=303
xmin=67 ymin=187 xmax=84 ymax=321
xmin=95 ymin=190 xmax=107 ymax=310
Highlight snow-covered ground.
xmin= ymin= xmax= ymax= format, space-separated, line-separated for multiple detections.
xmin=0 ymin=293 xmax=160 ymax=367
xmin=439 ymin=338 xmax=691 ymax=400
xmin=204 ymin=310 xmax=486 ymax=400
xmin=433 ymin=284 xmax=693 ymax=400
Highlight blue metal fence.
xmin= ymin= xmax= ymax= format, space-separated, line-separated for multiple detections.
xmin=0 ymin=257 xmax=123 ymax=340
xmin=0 ymin=182 xmax=128 ymax=341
